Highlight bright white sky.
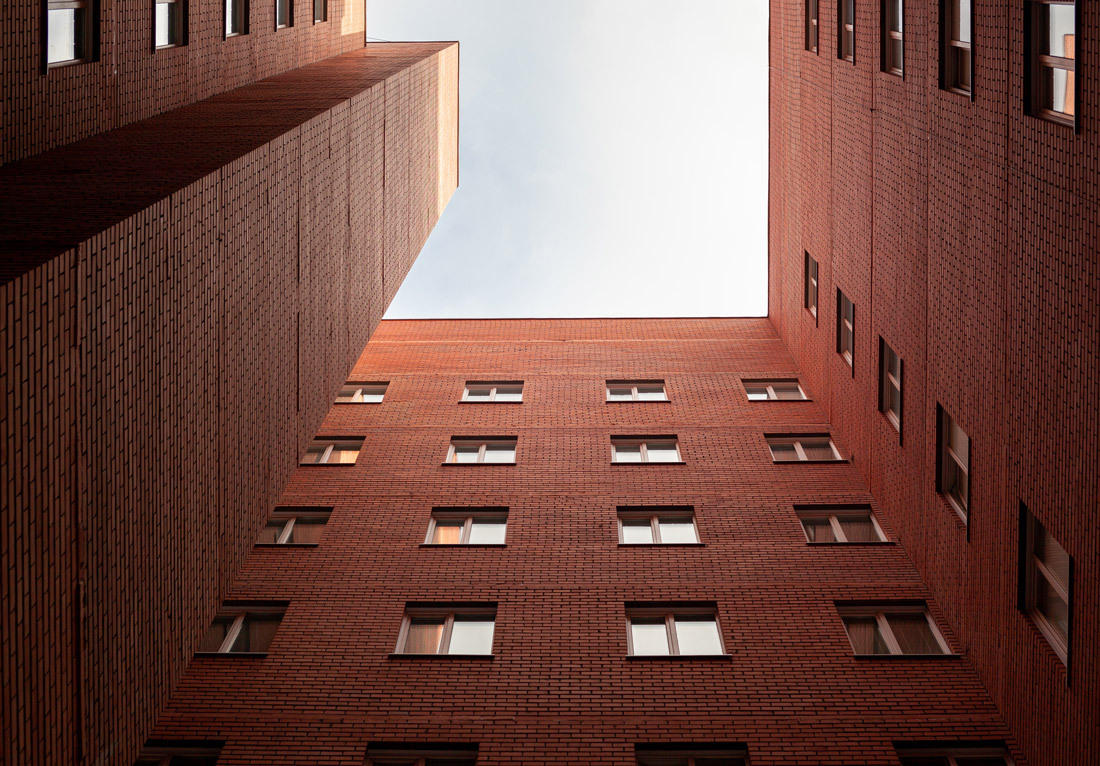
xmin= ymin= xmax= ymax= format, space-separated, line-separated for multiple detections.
xmin=373 ymin=0 xmax=769 ymax=319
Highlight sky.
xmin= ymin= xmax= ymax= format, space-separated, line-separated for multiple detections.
xmin=371 ymin=0 xmax=770 ymax=319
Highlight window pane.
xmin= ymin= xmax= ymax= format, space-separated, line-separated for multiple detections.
xmin=495 ymin=386 xmax=523 ymax=401
xmin=465 ymin=387 xmax=491 ymax=401
xmin=630 ymin=620 xmax=670 ymax=655
xmin=257 ymin=520 xmax=285 ymax=544
xmin=658 ymin=520 xmax=698 ymax=544
xmin=361 ymin=391 xmax=384 ymax=403
xmin=404 ymin=619 xmax=445 ymax=653
xmin=645 ymin=443 xmax=679 ymax=462
xmin=948 ymin=420 xmax=969 ymax=466
xmin=448 ymin=618 xmax=494 ymax=654
xmin=47 ymin=8 xmax=82 ymax=64
xmin=770 ymin=442 xmax=799 ymax=461
xmin=199 ymin=615 xmax=235 ymax=652
xmin=635 ymin=385 xmax=666 ymax=400
xmin=946 ymin=459 xmax=968 ymax=509
xmin=887 ymin=613 xmax=944 ymax=654
xmin=621 ymin=520 xmax=655 ymax=544
xmin=1034 ymin=525 xmax=1070 ymax=588
xmin=844 ymin=616 xmax=889 ymax=654
xmin=301 ymin=445 xmax=327 ymax=464
xmin=1036 ymin=573 xmax=1070 ymax=643
xmin=695 ymin=757 xmax=746 ymax=766
xmin=329 ymin=445 xmax=359 ymax=464
xmin=225 ymin=0 xmax=235 ymax=34
xmin=431 ymin=521 xmax=463 ymax=544
xmin=172 ymin=756 xmax=222 ymax=766
xmin=801 ymin=440 xmax=837 ymax=460
xmin=468 ymin=520 xmax=507 ymax=544
xmin=232 ymin=613 xmax=282 ymax=652
xmin=155 ymin=3 xmax=171 ymax=46
xmin=801 ymin=517 xmax=836 ymax=543
xmin=1042 ymin=65 xmax=1072 ymax=114
xmin=674 ymin=617 xmax=723 ymax=655
xmin=773 ymin=383 xmax=804 ymax=400
xmin=952 ymin=0 xmax=970 ymax=42
xmin=277 ymin=0 xmax=289 ymax=26
xmin=838 ymin=516 xmax=879 ymax=542
xmin=607 ymin=387 xmax=634 ymax=401
xmin=1046 ymin=4 xmax=1075 ymax=57
xmin=483 ymin=445 xmax=515 ymax=463
xmin=614 ymin=444 xmax=643 ymax=463
xmin=288 ymin=519 xmax=325 ymax=544
xmin=745 ymin=386 xmax=770 ymax=400
xmin=452 ymin=446 xmax=480 ymax=463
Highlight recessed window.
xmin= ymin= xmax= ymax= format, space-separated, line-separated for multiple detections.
xmin=1026 ymin=0 xmax=1076 ymax=126
xmin=395 ymin=605 xmax=496 ymax=655
xmin=197 ymin=604 xmax=285 ymax=655
xmin=154 ymin=0 xmax=186 ymax=47
xmin=627 ymin=605 xmax=725 ymax=656
xmin=896 ymin=744 xmax=1014 ymax=765
xmin=256 ymin=507 xmax=330 ymax=545
xmin=612 ymin=437 xmax=682 ymax=463
xmin=426 ymin=509 xmax=508 ymax=545
xmin=225 ymin=0 xmax=248 ymax=36
xmin=635 ymin=744 xmax=748 ymax=766
xmin=767 ymin=435 xmax=842 ymax=462
xmin=936 ymin=407 xmax=969 ymax=521
xmin=134 ymin=742 xmax=223 ymax=766
xmin=46 ymin=0 xmax=96 ymax=66
xmin=607 ymin=380 xmax=668 ymax=402
xmin=335 ymin=381 xmax=386 ymax=403
xmin=312 ymin=0 xmax=326 ymax=21
xmin=744 ymin=379 xmax=807 ymax=401
xmin=366 ymin=745 xmax=479 ymax=766
xmin=838 ymin=0 xmax=854 ymax=61
xmin=797 ymin=506 xmax=886 ymax=543
xmin=942 ymin=0 xmax=971 ymax=94
xmin=618 ymin=508 xmax=699 ymax=545
xmin=882 ymin=0 xmax=903 ymax=74
xmin=836 ymin=290 xmax=854 ymax=368
xmin=879 ymin=339 xmax=902 ymax=433
xmin=804 ymin=251 xmax=819 ymax=320
xmin=838 ymin=603 xmax=950 ymax=655
xmin=1019 ymin=504 xmax=1072 ymax=664
xmin=446 ymin=438 xmax=517 ymax=464
xmin=805 ymin=0 xmax=819 ymax=52
xmin=301 ymin=437 xmax=362 ymax=465
xmin=275 ymin=0 xmax=291 ymax=27
xmin=462 ymin=381 xmax=523 ymax=402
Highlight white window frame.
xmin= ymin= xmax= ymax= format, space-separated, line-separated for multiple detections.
xmin=461 ymin=381 xmax=524 ymax=402
xmin=259 ymin=507 xmax=330 ymax=545
xmin=606 ymin=380 xmax=668 ymax=402
xmin=1022 ymin=508 xmax=1071 ymax=663
xmin=395 ymin=606 xmax=497 ymax=655
xmin=301 ymin=438 xmax=363 ymax=465
xmin=937 ymin=408 xmax=969 ymax=521
xmin=743 ymin=379 xmax=808 ymax=401
xmin=879 ymin=339 xmax=902 ymax=432
xmin=797 ymin=508 xmax=886 ymax=543
xmin=898 ymin=745 xmax=1014 ymax=765
xmin=425 ymin=509 xmax=508 ymax=545
xmin=625 ymin=606 xmax=725 ymax=656
xmin=335 ymin=381 xmax=387 ymax=403
xmin=201 ymin=605 xmax=285 ymax=654
xmin=766 ymin=435 xmax=842 ymax=462
xmin=838 ymin=604 xmax=951 ymax=656
xmin=445 ymin=439 xmax=517 ymax=464
xmin=611 ymin=438 xmax=682 ymax=463
xmin=617 ymin=509 xmax=700 ymax=545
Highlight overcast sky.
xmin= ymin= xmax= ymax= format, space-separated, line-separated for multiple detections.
xmin=371 ymin=0 xmax=769 ymax=319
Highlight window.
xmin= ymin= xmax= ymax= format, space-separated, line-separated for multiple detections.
xmin=154 ymin=0 xmax=185 ymax=47
xmin=366 ymin=745 xmax=478 ymax=766
xmin=197 ymin=604 xmax=285 ymax=655
xmin=1026 ymin=0 xmax=1076 ymax=126
xmin=1019 ymin=505 xmax=1072 ymax=663
xmin=836 ymin=290 xmax=854 ymax=368
xmin=626 ymin=605 xmax=725 ymax=656
xmin=395 ymin=605 xmax=496 ymax=655
xmin=896 ymin=744 xmax=1014 ymax=765
xmin=838 ymin=603 xmax=950 ymax=655
xmin=635 ymin=744 xmax=748 ymax=766
xmin=224 ymin=0 xmax=247 ymax=36
xmin=744 ymin=379 xmax=807 ymax=401
xmin=276 ymin=0 xmax=291 ymax=27
xmin=612 ymin=437 xmax=682 ymax=463
xmin=134 ymin=742 xmax=222 ymax=766
xmin=805 ymin=0 xmax=819 ymax=52
xmin=256 ymin=507 xmax=330 ymax=545
xmin=804 ymin=251 xmax=819 ymax=319
xmin=937 ymin=408 xmax=969 ymax=521
xmin=426 ymin=509 xmax=508 ymax=545
xmin=607 ymin=380 xmax=668 ymax=401
xmin=942 ymin=0 xmax=971 ymax=94
xmin=301 ymin=437 xmax=362 ymax=465
xmin=446 ymin=438 xmax=516 ymax=464
xmin=879 ymin=339 xmax=902 ymax=432
xmin=882 ymin=0 xmax=903 ymax=74
xmin=838 ymin=0 xmax=855 ymax=61
xmin=766 ymin=435 xmax=842 ymax=462
xmin=313 ymin=0 xmax=326 ymax=21
xmin=618 ymin=508 xmax=700 ymax=545
xmin=335 ymin=381 xmax=386 ymax=403
xmin=797 ymin=506 xmax=886 ymax=543
xmin=462 ymin=381 xmax=523 ymax=402
xmin=46 ymin=0 xmax=96 ymax=66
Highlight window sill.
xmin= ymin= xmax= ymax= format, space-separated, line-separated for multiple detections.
xmin=332 ymin=401 xmax=382 ymax=405
xmin=254 ymin=543 xmax=319 ymax=548
xmin=155 ymin=43 xmax=184 ymax=50
xmin=939 ymin=494 xmax=968 ymax=528
xmin=618 ymin=543 xmax=705 ymax=548
xmin=605 ymin=400 xmax=671 ymax=404
xmin=611 ymin=462 xmax=686 ymax=466
xmin=1030 ymin=109 xmax=1074 ymax=129
xmin=942 ymin=86 xmax=972 ymax=98
xmin=806 ymin=540 xmax=894 ymax=546
xmin=458 ymin=401 xmax=524 ymax=404
xmin=440 ymin=462 xmax=516 ymax=467
xmin=193 ymin=652 xmax=267 ymax=658
xmin=388 ymin=653 xmax=494 ymax=659
xmin=625 ymin=654 xmax=732 ymax=661
xmin=772 ymin=459 xmax=849 ymax=465
xmin=852 ymin=653 xmax=959 ymax=660
xmin=47 ymin=58 xmax=90 ymax=69
xmin=420 ymin=543 xmax=507 ymax=548
xmin=1021 ymin=613 xmax=1069 ymax=667
xmin=300 ymin=462 xmax=356 ymax=467
xmin=749 ymin=398 xmax=815 ymax=403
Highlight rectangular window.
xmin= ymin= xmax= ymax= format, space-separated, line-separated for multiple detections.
xmin=635 ymin=745 xmax=748 ymax=766
xmin=879 ymin=339 xmax=902 ymax=433
xmin=154 ymin=0 xmax=185 ymax=47
xmin=197 ymin=604 xmax=285 ymax=655
xmin=313 ymin=0 xmax=326 ymax=21
xmin=942 ymin=0 xmax=972 ymax=94
xmin=225 ymin=0 xmax=247 ymax=36
xmin=301 ymin=437 xmax=362 ymax=465
xmin=618 ymin=508 xmax=700 ymax=545
xmin=366 ymin=746 xmax=479 ymax=766
xmin=135 ymin=742 xmax=223 ymax=765
xmin=836 ymin=290 xmax=854 ymax=368
xmin=256 ymin=507 xmax=330 ymax=545
xmin=446 ymin=438 xmax=517 ymax=464
xmin=335 ymin=381 xmax=386 ymax=403
xmin=882 ymin=0 xmax=903 ymax=74
xmin=1026 ymin=0 xmax=1076 ymax=126
xmin=896 ymin=744 xmax=1014 ymax=765
xmin=46 ymin=0 xmax=96 ymax=66
xmin=838 ymin=603 xmax=950 ymax=655
xmin=767 ymin=435 xmax=842 ymax=462
xmin=838 ymin=0 xmax=855 ymax=61
xmin=276 ymin=0 xmax=291 ymax=27
xmin=395 ymin=605 xmax=496 ymax=655
xmin=462 ymin=381 xmax=523 ymax=402
xmin=804 ymin=251 xmax=819 ymax=319
xmin=805 ymin=0 xmax=819 ymax=52
xmin=744 ymin=379 xmax=807 ymax=401
xmin=937 ymin=407 xmax=969 ymax=521
xmin=426 ymin=509 xmax=508 ymax=545
xmin=626 ymin=605 xmax=725 ymax=656
xmin=612 ymin=437 xmax=682 ymax=463
xmin=607 ymin=380 xmax=668 ymax=402
xmin=797 ymin=506 xmax=886 ymax=543
xmin=1019 ymin=505 xmax=1071 ymax=663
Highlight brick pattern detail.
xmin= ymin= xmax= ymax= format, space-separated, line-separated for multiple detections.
xmin=0 ymin=42 xmax=458 ymax=765
xmin=768 ymin=1 xmax=1099 ymax=764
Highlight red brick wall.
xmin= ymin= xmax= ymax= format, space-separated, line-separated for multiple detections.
xmin=0 ymin=42 xmax=457 ymax=765
xmin=147 ymin=318 xmax=1020 ymax=764
xmin=768 ymin=1 xmax=1099 ymax=763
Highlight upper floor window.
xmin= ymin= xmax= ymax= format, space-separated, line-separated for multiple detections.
xmin=134 ymin=742 xmax=222 ymax=766
xmin=225 ymin=0 xmax=248 ymax=36
xmin=256 ymin=506 xmax=330 ymax=545
xmin=366 ymin=746 xmax=478 ymax=766
xmin=1027 ymin=0 xmax=1076 ymax=126
xmin=275 ymin=0 xmax=291 ymax=27
xmin=426 ymin=508 xmax=508 ymax=545
xmin=198 ymin=603 xmax=285 ymax=655
xmin=896 ymin=744 xmax=1014 ymax=765
xmin=635 ymin=745 xmax=748 ymax=766
xmin=805 ymin=0 xmax=819 ymax=52
xmin=804 ymin=251 xmax=819 ymax=320
xmin=312 ymin=0 xmax=326 ymax=21
xmin=607 ymin=380 xmax=668 ymax=402
xmin=941 ymin=0 xmax=971 ymax=94
xmin=838 ymin=0 xmax=855 ymax=61
xmin=618 ymin=507 xmax=700 ymax=545
xmin=462 ymin=381 xmax=523 ymax=402
xmin=936 ymin=408 xmax=969 ymax=521
xmin=1019 ymin=504 xmax=1071 ymax=663
xmin=767 ymin=435 xmax=842 ymax=462
xmin=154 ymin=0 xmax=186 ymax=48
xmin=446 ymin=437 xmax=517 ymax=464
xmin=46 ymin=0 xmax=96 ymax=66
xmin=837 ymin=290 xmax=854 ymax=368
xmin=335 ymin=381 xmax=386 ymax=403
xmin=612 ymin=437 xmax=682 ymax=463
xmin=882 ymin=0 xmax=903 ymax=74
xmin=627 ymin=604 xmax=725 ymax=656
xmin=838 ymin=603 xmax=950 ymax=655
xmin=395 ymin=605 xmax=496 ymax=655
xmin=879 ymin=339 xmax=902 ymax=433
xmin=797 ymin=506 xmax=886 ymax=543
xmin=301 ymin=437 xmax=362 ymax=465
xmin=744 ymin=379 xmax=807 ymax=401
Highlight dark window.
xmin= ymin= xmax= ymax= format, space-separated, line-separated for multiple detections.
xmin=134 ymin=742 xmax=222 ymax=765
xmin=806 ymin=0 xmax=819 ymax=52
xmin=941 ymin=0 xmax=972 ymax=94
xmin=839 ymin=603 xmax=950 ymax=655
xmin=882 ymin=0 xmax=903 ymax=74
xmin=635 ymin=744 xmax=748 ymax=766
xmin=197 ymin=604 xmax=286 ymax=655
xmin=1019 ymin=504 xmax=1072 ymax=664
xmin=879 ymin=339 xmax=902 ymax=434
xmin=276 ymin=0 xmax=292 ymax=28
xmin=936 ymin=407 xmax=969 ymax=522
xmin=225 ymin=0 xmax=248 ymax=36
xmin=836 ymin=290 xmax=854 ymax=368
xmin=313 ymin=0 xmax=326 ymax=22
xmin=46 ymin=0 xmax=97 ymax=66
xmin=1026 ymin=0 xmax=1076 ymax=126
xmin=256 ymin=507 xmax=331 ymax=545
xmin=838 ymin=0 xmax=855 ymax=61
xmin=804 ymin=252 xmax=819 ymax=320
xmin=366 ymin=745 xmax=478 ymax=766
xmin=896 ymin=743 xmax=1014 ymax=765
xmin=154 ymin=0 xmax=186 ymax=48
